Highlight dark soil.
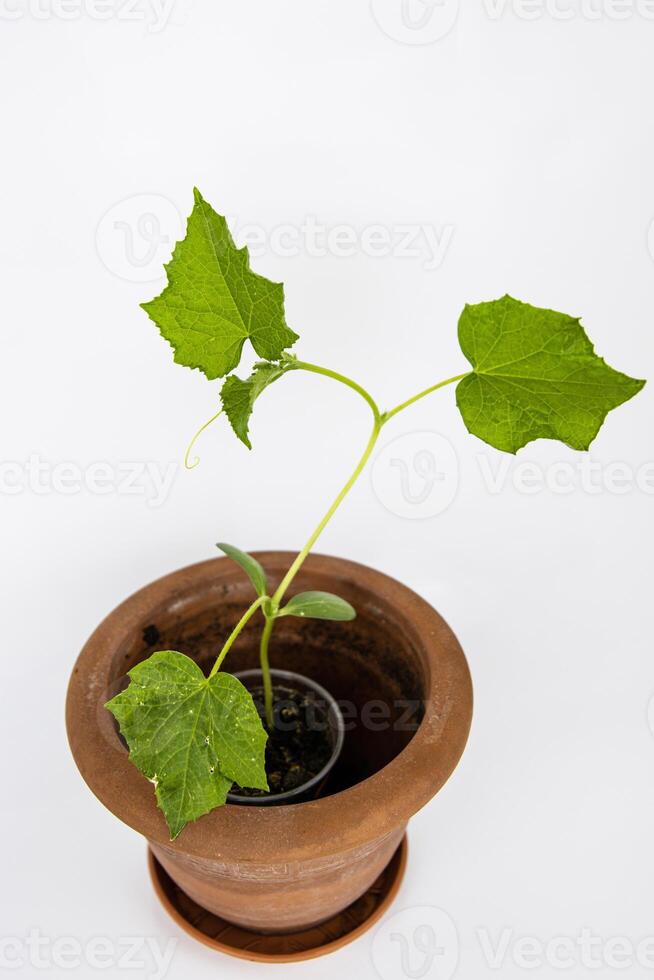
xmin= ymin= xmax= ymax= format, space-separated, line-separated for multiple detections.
xmin=142 ymin=624 xmax=161 ymax=646
xmin=231 ymin=684 xmax=334 ymax=799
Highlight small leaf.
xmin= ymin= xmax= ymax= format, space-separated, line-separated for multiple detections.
xmin=141 ymin=189 xmax=299 ymax=380
xmin=221 ymin=362 xmax=286 ymax=449
xmin=216 ymin=543 xmax=268 ymax=597
xmin=456 ymin=295 xmax=645 ymax=453
xmin=279 ymin=591 xmax=356 ymax=621
xmin=106 ymin=651 xmax=268 ymax=839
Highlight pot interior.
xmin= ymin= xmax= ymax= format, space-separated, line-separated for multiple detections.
xmin=109 ymin=570 xmax=427 ymax=798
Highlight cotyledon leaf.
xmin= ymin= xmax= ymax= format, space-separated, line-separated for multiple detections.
xmin=141 ymin=189 xmax=299 ymax=380
xmin=279 ymin=591 xmax=356 ymax=622
xmin=106 ymin=651 xmax=268 ymax=839
xmin=216 ymin=542 xmax=268 ymax=597
xmin=456 ymin=295 xmax=645 ymax=453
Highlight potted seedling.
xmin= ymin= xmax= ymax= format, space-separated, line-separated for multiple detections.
xmin=67 ymin=189 xmax=645 ymax=949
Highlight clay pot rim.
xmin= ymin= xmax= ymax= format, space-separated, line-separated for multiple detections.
xmin=66 ymin=552 xmax=473 ymax=864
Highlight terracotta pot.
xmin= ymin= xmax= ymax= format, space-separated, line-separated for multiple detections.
xmin=66 ymin=552 xmax=473 ymax=934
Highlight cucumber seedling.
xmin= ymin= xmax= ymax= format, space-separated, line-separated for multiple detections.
xmin=106 ymin=188 xmax=645 ymax=839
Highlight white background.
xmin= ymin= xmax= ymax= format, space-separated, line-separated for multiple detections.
xmin=1 ymin=1 xmax=653 ymax=978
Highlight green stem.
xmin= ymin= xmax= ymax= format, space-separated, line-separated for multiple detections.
xmin=272 ymin=415 xmax=382 ymax=606
xmin=259 ymin=616 xmax=275 ymax=728
xmin=268 ymin=371 xmax=466 ymax=606
xmin=291 ymin=360 xmax=381 ymax=421
xmin=255 ymin=365 xmax=465 ymax=725
xmin=383 ymin=372 xmax=469 ymax=422
xmin=209 ymin=595 xmax=265 ymax=677
xmin=256 ymin=415 xmax=382 ymax=727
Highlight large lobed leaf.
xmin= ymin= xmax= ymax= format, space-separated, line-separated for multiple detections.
xmin=456 ymin=295 xmax=645 ymax=453
xmin=106 ymin=651 xmax=268 ymax=839
xmin=141 ymin=189 xmax=298 ymax=380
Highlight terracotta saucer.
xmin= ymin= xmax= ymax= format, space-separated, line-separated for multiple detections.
xmin=148 ymin=835 xmax=408 ymax=963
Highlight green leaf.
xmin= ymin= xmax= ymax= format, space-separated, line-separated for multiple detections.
xmin=279 ymin=591 xmax=356 ymax=621
xmin=106 ymin=651 xmax=268 ymax=839
xmin=216 ymin=542 xmax=268 ymax=597
xmin=141 ymin=189 xmax=299 ymax=380
xmin=221 ymin=362 xmax=286 ymax=449
xmin=456 ymin=295 xmax=645 ymax=453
